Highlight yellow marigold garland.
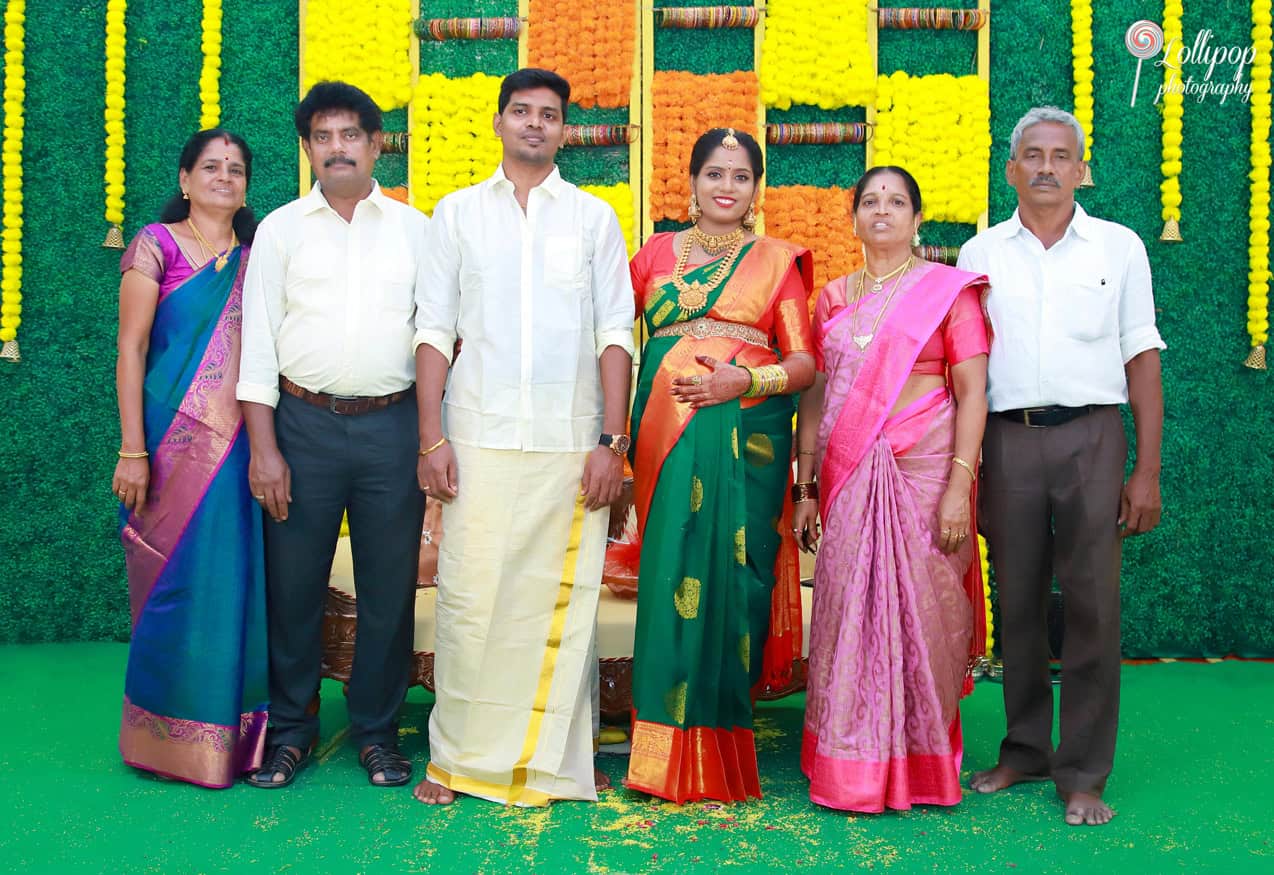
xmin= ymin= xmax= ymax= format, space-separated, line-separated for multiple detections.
xmin=1071 ymin=0 xmax=1095 ymax=186
xmin=760 ymin=0 xmax=873 ymax=109
xmin=409 ymin=73 xmax=503 ymax=215
xmin=978 ymin=534 xmax=994 ymax=656
xmin=1160 ymin=1 xmax=1185 ymax=241
xmin=579 ymin=183 xmax=636 ymax=255
xmin=1246 ymin=0 xmax=1272 ymax=368
xmin=304 ymin=0 xmax=414 ymax=111
xmin=527 ymin=0 xmax=636 ymax=109
xmin=198 ymin=0 xmax=223 ymax=129
xmin=1 ymin=0 xmax=24 ymax=358
xmin=103 ymin=0 xmax=127 ymax=249
xmin=873 ymin=73 xmax=991 ymax=224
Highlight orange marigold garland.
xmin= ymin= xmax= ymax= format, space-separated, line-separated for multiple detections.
xmin=764 ymin=186 xmax=863 ymax=296
xmin=527 ymin=0 xmax=636 ymax=109
xmin=651 ymin=71 xmax=759 ymax=222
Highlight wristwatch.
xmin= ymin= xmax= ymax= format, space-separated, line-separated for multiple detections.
xmin=599 ymin=433 xmax=631 ymax=456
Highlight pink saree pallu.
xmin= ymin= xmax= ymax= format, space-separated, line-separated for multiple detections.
xmin=802 ymin=263 xmax=987 ymax=812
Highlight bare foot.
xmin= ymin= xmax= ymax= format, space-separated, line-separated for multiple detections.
xmin=594 ymin=765 xmax=612 ymax=793
xmin=412 ymin=778 xmax=456 ymax=805
xmin=1063 ymin=790 xmax=1114 ymax=826
xmin=969 ymin=763 xmax=1049 ymax=794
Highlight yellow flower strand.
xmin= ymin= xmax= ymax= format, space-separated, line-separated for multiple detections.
xmin=198 ymin=0 xmax=223 ymax=129
xmin=873 ymin=72 xmax=991 ymax=224
xmin=978 ymin=535 xmax=994 ymax=656
xmin=409 ymin=73 xmax=503 ymax=215
xmin=1 ymin=0 xmax=25 ymax=358
xmin=760 ymin=0 xmax=874 ymax=110
xmin=580 ymin=183 xmax=636 ymax=256
xmin=103 ymin=0 xmax=127 ymax=249
xmin=304 ymin=0 xmax=415 ymax=111
xmin=1160 ymin=1 xmax=1185 ymax=241
xmin=1070 ymin=0 xmax=1095 ymax=186
xmin=1246 ymin=0 xmax=1273 ymax=368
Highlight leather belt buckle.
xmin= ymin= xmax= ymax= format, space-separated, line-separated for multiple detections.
xmin=328 ymin=394 xmax=362 ymax=415
xmin=1021 ymin=406 xmax=1049 ymax=428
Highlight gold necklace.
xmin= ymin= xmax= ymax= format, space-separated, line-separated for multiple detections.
xmin=672 ymin=226 xmax=746 ymax=313
xmin=850 ymin=256 xmax=913 ymax=350
xmin=861 ymin=255 xmax=913 ymax=293
xmin=186 ymin=218 xmax=238 ymax=272
xmin=687 ymin=224 xmax=743 ymax=256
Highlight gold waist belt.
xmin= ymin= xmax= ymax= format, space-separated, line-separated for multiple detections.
xmin=651 ymin=317 xmax=769 ymax=347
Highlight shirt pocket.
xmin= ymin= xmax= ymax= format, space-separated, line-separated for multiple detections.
xmin=1059 ymin=279 xmax=1116 ymax=343
xmin=375 ymin=236 xmax=416 ymax=314
xmin=544 ymin=233 xmax=587 ymax=289
xmin=286 ymin=245 xmax=338 ymax=313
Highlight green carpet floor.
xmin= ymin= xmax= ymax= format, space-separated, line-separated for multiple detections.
xmin=1 ymin=646 xmax=1270 ymax=874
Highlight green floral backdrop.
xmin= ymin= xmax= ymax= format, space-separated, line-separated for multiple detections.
xmin=0 ymin=0 xmax=1269 ymax=654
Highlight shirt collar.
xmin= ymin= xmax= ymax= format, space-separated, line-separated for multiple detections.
xmin=301 ymin=180 xmax=391 ymax=215
xmin=1006 ymin=202 xmax=1094 ymax=243
xmin=487 ymin=164 xmax=565 ymax=199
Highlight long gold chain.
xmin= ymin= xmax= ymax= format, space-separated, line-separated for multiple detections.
xmin=672 ymin=225 xmax=746 ymax=313
xmin=186 ymin=218 xmax=238 ymax=272
xmin=849 ymin=256 xmax=913 ymax=350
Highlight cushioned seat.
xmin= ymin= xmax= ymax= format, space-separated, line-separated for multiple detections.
xmin=321 ymin=536 xmax=811 ymax=719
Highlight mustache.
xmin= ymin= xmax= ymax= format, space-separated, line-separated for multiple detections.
xmin=324 ymin=155 xmax=357 ymax=168
xmin=1029 ymin=175 xmax=1060 ymax=188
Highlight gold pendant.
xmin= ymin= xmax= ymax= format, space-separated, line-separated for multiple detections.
xmin=678 ymin=280 xmax=708 ymax=313
xmin=214 ymin=253 xmax=228 ymax=272
xmin=853 ymin=334 xmax=872 ymax=350
xmin=870 ymin=281 xmax=883 ymax=293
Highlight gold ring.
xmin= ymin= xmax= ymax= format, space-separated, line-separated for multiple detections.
xmin=691 ymin=375 xmax=703 ymax=386
xmin=942 ymin=529 xmax=951 ymax=535
xmin=253 ymin=494 xmax=266 ymax=500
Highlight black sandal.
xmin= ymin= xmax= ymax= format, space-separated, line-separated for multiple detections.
xmin=245 ymin=744 xmax=312 ymax=789
xmin=360 ymin=743 xmax=413 ymax=787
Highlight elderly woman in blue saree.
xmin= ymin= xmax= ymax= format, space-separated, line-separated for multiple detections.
xmin=112 ymin=129 xmax=267 ymax=787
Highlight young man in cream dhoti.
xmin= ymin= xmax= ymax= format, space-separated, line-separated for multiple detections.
xmin=411 ymin=68 xmax=635 ymax=806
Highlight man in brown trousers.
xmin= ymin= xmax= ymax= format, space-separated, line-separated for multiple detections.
xmin=957 ymin=106 xmax=1165 ymax=827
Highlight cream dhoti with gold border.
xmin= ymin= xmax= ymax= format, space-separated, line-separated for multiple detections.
xmin=426 ymin=443 xmax=608 ymax=806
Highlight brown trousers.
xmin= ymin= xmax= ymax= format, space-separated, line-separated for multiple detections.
xmin=980 ymin=406 xmax=1126 ymax=795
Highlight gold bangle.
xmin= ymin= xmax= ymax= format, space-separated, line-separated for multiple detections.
xmin=117 ymin=450 xmax=149 ymax=459
xmin=419 ymin=437 xmax=447 ymax=457
xmin=951 ymin=456 xmax=976 ymax=480
xmin=742 ymin=367 xmax=762 ymax=398
xmin=796 ymin=449 xmax=816 ymax=456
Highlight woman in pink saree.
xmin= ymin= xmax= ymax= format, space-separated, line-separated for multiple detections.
xmin=792 ymin=166 xmax=989 ymax=812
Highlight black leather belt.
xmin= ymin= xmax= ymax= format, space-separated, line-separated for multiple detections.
xmin=994 ymin=405 xmax=1098 ymax=428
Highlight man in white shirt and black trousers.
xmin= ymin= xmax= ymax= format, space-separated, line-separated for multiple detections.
xmin=957 ymin=106 xmax=1165 ymax=827
xmin=237 ymin=81 xmax=428 ymax=790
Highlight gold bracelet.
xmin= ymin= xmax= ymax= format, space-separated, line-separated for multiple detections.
xmin=791 ymin=480 xmax=819 ymax=503
xmin=117 ymin=450 xmax=149 ymax=459
xmin=419 ymin=437 xmax=447 ymax=457
xmin=951 ymin=456 xmax=976 ymax=480
xmin=796 ymin=449 xmax=816 ymax=456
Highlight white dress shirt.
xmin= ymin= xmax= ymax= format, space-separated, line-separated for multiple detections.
xmin=237 ymin=182 xmax=429 ymax=407
xmin=957 ymin=205 xmax=1165 ymax=412
xmin=414 ymin=165 xmax=636 ymax=452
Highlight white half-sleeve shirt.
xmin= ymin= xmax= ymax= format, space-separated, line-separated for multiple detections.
xmin=957 ymin=205 xmax=1165 ymax=412
xmin=237 ymin=182 xmax=428 ymax=407
xmin=413 ymin=165 xmax=636 ymax=452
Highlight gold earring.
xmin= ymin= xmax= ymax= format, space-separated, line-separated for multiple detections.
xmin=742 ymin=203 xmax=757 ymax=232
xmin=688 ymin=192 xmax=702 ymax=222
xmin=911 ymin=230 xmax=920 ymax=247
xmin=182 ymin=191 xmax=189 ymax=200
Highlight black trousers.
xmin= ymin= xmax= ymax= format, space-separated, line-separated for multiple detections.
xmin=264 ymin=392 xmax=425 ymax=750
xmin=980 ymin=406 xmax=1126 ymax=795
